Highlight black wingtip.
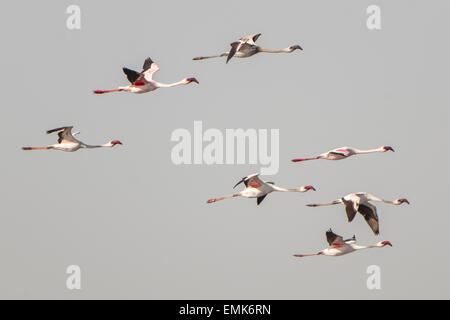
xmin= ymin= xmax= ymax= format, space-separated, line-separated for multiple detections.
xmin=46 ymin=126 xmax=71 ymax=135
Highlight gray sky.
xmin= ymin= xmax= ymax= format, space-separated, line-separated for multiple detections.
xmin=0 ymin=0 xmax=449 ymax=299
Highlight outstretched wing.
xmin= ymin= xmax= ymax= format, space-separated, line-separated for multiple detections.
xmin=122 ymin=68 xmax=141 ymax=83
xmin=328 ymin=151 xmax=347 ymax=158
xmin=326 ymin=229 xmax=344 ymax=247
xmin=251 ymin=33 xmax=261 ymax=43
xmin=233 ymin=173 xmax=262 ymax=189
xmin=46 ymin=126 xmax=71 ymax=134
xmin=240 ymin=33 xmax=261 ymax=44
xmin=142 ymin=57 xmax=154 ymax=71
xmin=47 ymin=126 xmax=77 ymax=144
xmin=256 ymin=195 xmax=267 ymax=205
xmin=342 ymin=198 xmax=358 ymax=222
xmin=246 ymin=174 xmax=264 ymax=188
xmin=141 ymin=57 xmax=160 ymax=80
xmin=358 ymin=203 xmax=379 ymax=235
xmin=227 ymin=41 xmax=241 ymax=63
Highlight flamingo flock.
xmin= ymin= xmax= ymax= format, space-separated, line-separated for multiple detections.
xmin=22 ymin=30 xmax=410 ymax=262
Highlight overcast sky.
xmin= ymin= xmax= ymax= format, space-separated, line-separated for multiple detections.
xmin=0 ymin=0 xmax=449 ymax=299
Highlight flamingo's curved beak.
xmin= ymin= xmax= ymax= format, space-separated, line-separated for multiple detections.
xmin=306 ymin=185 xmax=316 ymax=191
xmin=112 ymin=140 xmax=123 ymax=146
xmin=401 ymin=198 xmax=410 ymax=205
xmin=381 ymin=241 xmax=393 ymax=247
xmin=187 ymin=78 xmax=199 ymax=84
xmin=291 ymin=45 xmax=303 ymax=50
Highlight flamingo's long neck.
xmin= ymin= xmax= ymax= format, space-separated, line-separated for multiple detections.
xmin=83 ymin=143 xmax=112 ymax=149
xmin=155 ymin=79 xmax=187 ymax=88
xmin=351 ymin=244 xmax=379 ymax=251
xmin=379 ymin=199 xmax=397 ymax=205
xmin=353 ymin=147 xmax=385 ymax=154
xmin=270 ymin=185 xmax=300 ymax=193
xmin=257 ymin=47 xmax=293 ymax=54
xmin=365 ymin=194 xmax=397 ymax=205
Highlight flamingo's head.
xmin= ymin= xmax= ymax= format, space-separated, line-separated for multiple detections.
xmin=110 ymin=140 xmax=123 ymax=147
xmin=300 ymin=185 xmax=316 ymax=192
xmin=289 ymin=45 xmax=303 ymax=51
xmin=186 ymin=77 xmax=199 ymax=84
xmin=380 ymin=241 xmax=393 ymax=247
xmin=396 ymin=198 xmax=410 ymax=205
xmin=382 ymin=146 xmax=395 ymax=152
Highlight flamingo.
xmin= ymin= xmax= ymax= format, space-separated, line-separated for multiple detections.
xmin=193 ymin=33 xmax=302 ymax=63
xmin=206 ymin=173 xmax=315 ymax=205
xmin=293 ymin=229 xmax=392 ymax=258
xmin=307 ymin=193 xmax=410 ymax=235
xmin=22 ymin=126 xmax=122 ymax=152
xmin=93 ymin=57 xmax=199 ymax=94
xmin=292 ymin=146 xmax=394 ymax=163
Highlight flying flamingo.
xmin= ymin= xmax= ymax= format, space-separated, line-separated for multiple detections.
xmin=307 ymin=192 xmax=410 ymax=235
xmin=292 ymin=146 xmax=394 ymax=163
xmin=22 ymin=126 xmax=122 ymax=152
xmin=207 ymin=173 xmax=315 ymax=205
xmin=93 ymin=57 xmax=199 ymax=94
xmin=193 ymin=33 xmax=302 ymax=63
xmin=293 ymin=229 xmax=392 ymax=258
